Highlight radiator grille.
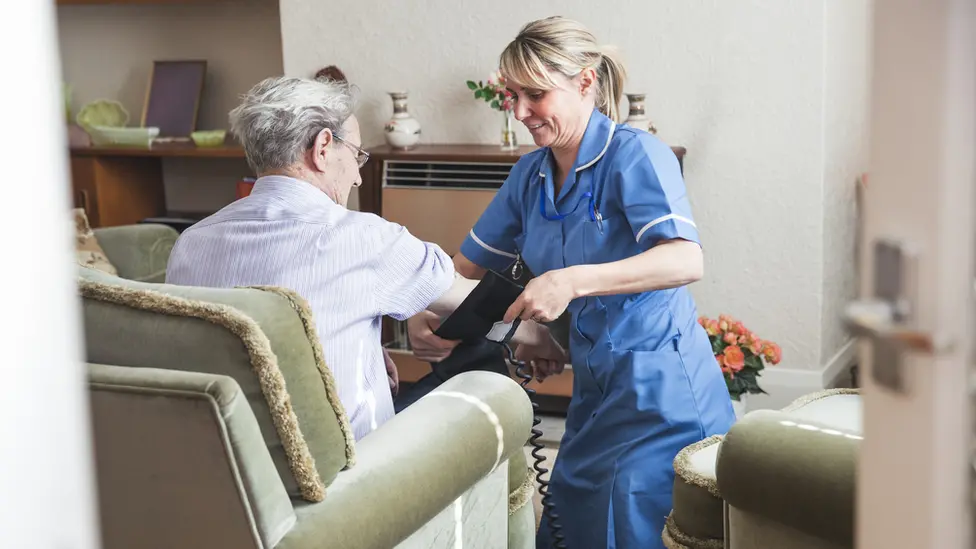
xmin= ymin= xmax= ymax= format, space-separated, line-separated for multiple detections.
xmin=382 ymin=160 xmax=516 ymax=190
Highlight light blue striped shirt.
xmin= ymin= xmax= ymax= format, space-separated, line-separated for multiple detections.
xmin=165 ymin=175 xmax=455 ymax=439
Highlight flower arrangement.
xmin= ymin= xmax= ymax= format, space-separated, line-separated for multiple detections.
xmin=698 ymin=314 xmax=782 ymax=401
xmin=466 ymin=71 xmax=514 ymax=112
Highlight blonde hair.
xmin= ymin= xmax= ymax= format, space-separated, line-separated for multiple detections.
xmin=499 ymin=16 xmax=628 ymax=122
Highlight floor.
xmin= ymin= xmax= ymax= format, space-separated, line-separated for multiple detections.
xmin=524 ymin=414 xmax=565 ymax=528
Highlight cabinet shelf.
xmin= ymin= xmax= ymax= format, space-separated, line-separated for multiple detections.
xmin=57 ymin=0 xmax=246 ymax=5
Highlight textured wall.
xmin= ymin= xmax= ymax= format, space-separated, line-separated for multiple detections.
xmin=56 ymin=0 xmax=284 ymax=213
xmin=280 ymin=0 xmax=863 ymax=376
xmin=821 ymin=0 xmax=871 ymax=365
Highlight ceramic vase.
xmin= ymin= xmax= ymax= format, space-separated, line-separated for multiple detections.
xmin=731 ymin=395 xmax=747 ymax=420
xmin=624 ymin=93 xmax=657 ymax=134
xmin=384 ymin=91 xmax=421 ymax=150
xmin=500 ymin=110 xmax=517 ymax=151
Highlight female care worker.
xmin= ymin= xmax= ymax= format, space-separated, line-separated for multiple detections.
xmin=454 ymin=16 xmax=736 ymax=549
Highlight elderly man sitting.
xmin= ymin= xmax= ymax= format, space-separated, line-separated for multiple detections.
xmin=166 ymin=76 xmax=565 ymax=440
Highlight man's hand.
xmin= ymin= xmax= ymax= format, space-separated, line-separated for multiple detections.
xmin=407 ymin=310 xmax=460 ymax=363
xmin=514 ymin=331 xmax=569 ymax=382
xmin=383 ymin=348 xmax=399 ymax=397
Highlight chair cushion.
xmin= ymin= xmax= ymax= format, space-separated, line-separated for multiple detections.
xmin=669 ymin=435 xmax=725 ymax=544
xmin=74 ymin=208 xmax=118 ymax=275
xmin=78 ymin=266 xmax=355 ymax=502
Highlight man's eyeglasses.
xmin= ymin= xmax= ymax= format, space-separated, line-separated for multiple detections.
xmin=334 ymin=134 xmax=370 ymax=168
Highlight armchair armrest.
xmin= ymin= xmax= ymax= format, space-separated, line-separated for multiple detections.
xmin=715 ymin=409 xmax=858 ymax=546
xmin=88 ymin=363 xmax=296 ymax=549
xmin=275 ymin=370 xmax=533 ymax=549
xmin=92 ymin=223 xmax=178 ymax=282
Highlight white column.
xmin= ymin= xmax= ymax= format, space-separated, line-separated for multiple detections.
xmin=0 ymin=2 xmax=99 ymax=549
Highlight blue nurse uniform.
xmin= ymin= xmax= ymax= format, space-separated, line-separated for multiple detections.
xmin=458 ymin=109 xmax=736 ymax=549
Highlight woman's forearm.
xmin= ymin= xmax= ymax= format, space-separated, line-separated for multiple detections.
xmin=568 ymin=239 xmax=704 ymax=298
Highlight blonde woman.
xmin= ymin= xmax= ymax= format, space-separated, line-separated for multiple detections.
xmin=420 ymin=16 xmax=736 ymax=548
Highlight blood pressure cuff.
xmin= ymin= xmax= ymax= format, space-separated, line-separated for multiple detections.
xmin=434 ymin=269 xmax=524 ymax=345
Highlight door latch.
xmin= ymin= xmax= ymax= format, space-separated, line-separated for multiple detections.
xmin=844 ymin=239 xmax=952 ymax=393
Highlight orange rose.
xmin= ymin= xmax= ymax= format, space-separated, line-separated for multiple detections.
xmin=704 ymin=319 xmax=720 ymax=336
xmin=748 ymin=337 xmax=763 ymax=355
xmin=761 ymin=342 xmax=783 ymax=365
xmin=723 ymin=345 xmax=745 ymax=371
xmin=731 ymin=321 xmax=747 ymax=335
xmin=723 ymin=332 xmax=738 ymax=345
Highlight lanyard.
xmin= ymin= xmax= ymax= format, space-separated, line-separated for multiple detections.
xmin=537 ymin=170 xmax=604 ymax=232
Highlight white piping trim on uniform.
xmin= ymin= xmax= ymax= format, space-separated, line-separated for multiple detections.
xmin=469 ymin=229 xmax=517 ymax=259
xmin=636 ymin=213 xmax=697 ymax=242
xmin=576 ymin=122 xmax=616 ymax=172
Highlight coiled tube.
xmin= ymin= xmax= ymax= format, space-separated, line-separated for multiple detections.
xmin=502 ymin=342 xmax=566 ymax=549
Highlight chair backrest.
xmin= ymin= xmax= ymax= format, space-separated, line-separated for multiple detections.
xmin=77 ymin=266 xmax=356 ymax=502
xmin=88 ymin=363 xmax=296 ymax=549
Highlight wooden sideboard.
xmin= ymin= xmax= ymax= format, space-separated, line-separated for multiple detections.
xmin=68 ymin=143 xmax=246 ymax=227
xmin=357 ymin=143 xmax=687 ymax=406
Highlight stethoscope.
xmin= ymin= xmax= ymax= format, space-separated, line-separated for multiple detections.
xmin=537 ymin=168 xmax=605 ymax=234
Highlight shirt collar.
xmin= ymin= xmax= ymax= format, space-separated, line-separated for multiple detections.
xmin=250 ymin=175 xmax=337 ymax=207
xmin=538 ymin=109 xmax=617 ymax=201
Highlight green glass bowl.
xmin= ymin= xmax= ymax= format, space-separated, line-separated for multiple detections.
xmin=76 ymin=99 xmax=128 ymax=132
xmin=191 ymin=130 xmax=227 ymax=147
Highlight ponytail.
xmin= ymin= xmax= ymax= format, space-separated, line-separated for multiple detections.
xmin=596 ymin=45 xmax=627 ymax=122
xmin=499 ymin=17 xmax=629 ymax=122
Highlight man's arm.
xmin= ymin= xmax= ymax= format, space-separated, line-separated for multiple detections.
xmin=419 ymin=272 xmax=558 ymax=348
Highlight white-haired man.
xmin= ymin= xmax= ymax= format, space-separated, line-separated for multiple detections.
xmin=166 ymin=76 xmax=565 ymax=439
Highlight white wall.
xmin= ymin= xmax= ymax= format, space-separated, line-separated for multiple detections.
xmin=56 ymin=0 xmax=284 ymax=214
xmin=281 ymin=0 xmax=869 ymax=400
xmin=821 ymin=0 xmax=872 ymax=376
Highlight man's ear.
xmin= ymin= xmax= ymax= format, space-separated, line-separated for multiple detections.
xmin=310 ymin=128 xmax=333 ymax=172
xmin=579 ymin=67 xmax=597 ymax=97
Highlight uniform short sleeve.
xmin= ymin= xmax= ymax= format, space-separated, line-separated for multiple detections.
xmin=611 ymin=134 xmax=700 ymax=250
xmin=371 ymin=222 xmax=456 ymax=321
xmin=458 ymin=161 xmax=527 ymax=272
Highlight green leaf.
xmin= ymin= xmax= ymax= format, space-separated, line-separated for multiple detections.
xmin=467 ymin=81 xmax=477 ymax=90
xmin=474 ymin=89 xmax=484 ymax=99
xmin=711 ymin=339 xmax=725 ymax=355
xmin=490 ymin=99 xmax=500 ymax=109
xmin=479 ymin=80 xmax=484 ymax=88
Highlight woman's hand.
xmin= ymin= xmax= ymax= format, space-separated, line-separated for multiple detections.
xmin=503 ymin=268 xmax=578 ymax=324
xmin=514 ymin=332 xmax=568 ymax=382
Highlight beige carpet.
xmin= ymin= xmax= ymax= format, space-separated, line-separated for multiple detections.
xmin=523 ymin=444 xmax=559 ymax=529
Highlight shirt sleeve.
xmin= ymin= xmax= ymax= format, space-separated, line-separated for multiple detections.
xmin=458 ymin=162 xmax=526 ymax=272
xmin=610 ymin=133 xmax=700 ymax=250
xmin=371 ymin=221 xmax=456 ymax=321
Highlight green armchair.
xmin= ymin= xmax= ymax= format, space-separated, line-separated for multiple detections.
xmin=81 ymin=223 xmax=538 ymax=549
xmin=663 ymin=389 xmax=860 ymax=549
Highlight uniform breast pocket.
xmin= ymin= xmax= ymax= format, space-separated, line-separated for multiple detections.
xmin=581 ymin=214 xmax=624 ymax=263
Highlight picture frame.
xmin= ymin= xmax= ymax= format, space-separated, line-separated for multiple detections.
xmin=141 ymin=60 xmax=207 ymax=138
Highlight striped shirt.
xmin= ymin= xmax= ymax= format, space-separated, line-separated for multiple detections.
xmin=165 ymin=175 xmax=455 ymax=439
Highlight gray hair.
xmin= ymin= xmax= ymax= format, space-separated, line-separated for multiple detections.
xmin=229 ymin=76 xmax=356 ymax=174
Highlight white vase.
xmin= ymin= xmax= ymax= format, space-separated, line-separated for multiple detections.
xmin=623 ymin=93 xmax=657 ymax=134
xmin=731 ymin=396 xmax=747 ymax=420
xmin=384 ymin=91 xmax=421 ymax=150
